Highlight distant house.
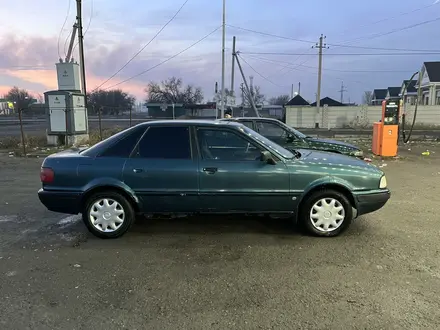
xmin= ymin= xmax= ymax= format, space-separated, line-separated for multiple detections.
xmin=400 ymin=80 xmax=417 ymax=105
xmin=416 ymin=61 xmax=440 ymax=105
xmin=385 ymin=87 xmax=401 ymax=100
xmin=371 ymin=89 xmax=387 ymax=105
xmin=310 ymin=97 xmax=346 ymax=107
xmin=285 ymin=94 xmax=310 ymax=106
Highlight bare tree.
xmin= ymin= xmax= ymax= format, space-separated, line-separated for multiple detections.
xmin=269 ymin=94 xmax=290 ymax=106
xmin=362 ymin=91 xmax=373 ymax=105
xmin=241 ymin=84 xmax=265 ymax=106
xmin=146 ymin=77 xmax=203 ymax=104
xmin=5 ymin=86 xmax=34 ymax=109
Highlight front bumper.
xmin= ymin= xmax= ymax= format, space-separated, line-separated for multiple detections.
xmin=355 ymin=189 xmax=390 ymax=217
xmin=38 ymin=188 xmax=82 ymax=214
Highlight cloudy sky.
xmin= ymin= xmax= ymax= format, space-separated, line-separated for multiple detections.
xmin=1 ymin=0 xmax=439 ymax=103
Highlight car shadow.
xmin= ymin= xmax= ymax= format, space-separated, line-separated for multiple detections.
xmin=130 ymin=214 xmax=302 ymax=237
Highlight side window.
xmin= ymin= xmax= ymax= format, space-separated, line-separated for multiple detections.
xmin=99 ymin=127 xmax=146 ymax=158
xmin=256 ymin=122 xmax=287 ymax=138
xmin=240 ymin=121 xmax=254 ymax=129
xmin=136 ymin=126 xmax=191 ymax=159
xmin=197 ymin=129 xmax=261 ymax=161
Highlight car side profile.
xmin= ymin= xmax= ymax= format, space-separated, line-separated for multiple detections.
xmin=38 ymin=120 xmax=390 ymax=239
xmin=219 ymin=117 xmax=364 ymax=158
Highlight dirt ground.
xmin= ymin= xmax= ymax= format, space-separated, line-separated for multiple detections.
xmin=0 ymin=140 xmax=440 ymax=330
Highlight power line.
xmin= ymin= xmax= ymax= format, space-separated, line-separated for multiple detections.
xmin=226 ymin=23 xmax=440 ymax=52
xmin=57 ymin=0 xmax=71 ymax=59
xmin=93 ymin=0 xmax=190 ymax=91
xmin=240 ymin=51 xmax=440 ymax=56
xmin=245 ymin=55 xmax=415 ymax=73
xmin=102 ymin=26 xmax=221 ymax=90
xmin=333 ymin=2 xmax=438 ymax=37
xmin=237 ymin=53 xmax=287 ymax=88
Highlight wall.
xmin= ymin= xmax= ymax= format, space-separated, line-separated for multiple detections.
xmin=285 ymin=105 xmax=440 ymax=128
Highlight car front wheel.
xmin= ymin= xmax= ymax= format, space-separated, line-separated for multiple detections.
xmin=82 ymin=191 xmax=135 ymax=239
xmin=300 ymin=189 xmax=353 ymax=237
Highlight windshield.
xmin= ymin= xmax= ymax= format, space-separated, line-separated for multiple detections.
xmin=280 ymin=122 xmax=307 ymax=139
xmin=240 ymin=126 xmax=294 ymax=159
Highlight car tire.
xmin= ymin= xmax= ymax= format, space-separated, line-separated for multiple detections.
xmin=82 ymin=191 xmax=135 ymax=239
xmin=299 ymin=189 xmax=353 ymax=237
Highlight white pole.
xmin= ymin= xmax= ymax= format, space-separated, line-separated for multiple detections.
xmin=220 ymin=0 xmax=226 ymax=119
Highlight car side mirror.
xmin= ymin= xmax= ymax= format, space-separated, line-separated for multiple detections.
xmin=260 ymin=151 xmax=276 ymax=165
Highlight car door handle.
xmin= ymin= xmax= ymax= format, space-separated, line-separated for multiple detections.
xmin=133 ymin=168 xmax=143 ymax=173
xmin=203 ymin=167 xmax=218 ymax=174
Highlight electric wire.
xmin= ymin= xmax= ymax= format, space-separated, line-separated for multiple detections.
xmin=93 ymin=0 xmax=190 ymax=92
xmin=57 ymin=0 xmax=71 ymax=59
xmin=239 ymin=52 xmax=440 ymax=56
xmin=237 ymin=53 xmax=287 ymax=88
xmin=101 ymin=26 xmax=221 ymax=90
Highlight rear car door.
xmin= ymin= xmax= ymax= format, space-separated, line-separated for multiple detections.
xmin=122 ymin=125 xmax=199 ymax=213
xmin=195 ymin=127 xmax=291 ymax=213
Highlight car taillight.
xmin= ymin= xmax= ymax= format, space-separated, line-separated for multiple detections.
xmin=40 ymin=167 xmax=54 ymax=183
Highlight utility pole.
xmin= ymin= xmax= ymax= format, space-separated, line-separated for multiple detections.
xmin=220 ymin=0 xmax=226 ymax=118
xmin=338 ymin=81 xmax=347 ymax=103
xmin=76 ymin=0 xmax=87 ymax=110
xmin=230 ymin=36 xmax=236 ymax=96
xmin=234 ymin=53 xmax=259 ymax=116
xmin=313 ymin=34 xmax=327 ymax=108
xmin=290 ymin=84 xmax=294 ymax=99
xmin=298 ymin=82 xmax=301 ymax=95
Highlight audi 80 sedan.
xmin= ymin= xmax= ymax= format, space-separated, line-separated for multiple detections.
xmin=38 ymin=120 xmax=390 ymax=239
xmin=219 ymin=117 xmax=364 ymax=158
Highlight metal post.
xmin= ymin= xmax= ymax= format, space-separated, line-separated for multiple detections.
xmin=220 ymin=0 xmax=226 ymax=118
xmin=235 ymin=53 xmax=258 ymax=116
xmin=231 ymin=36 xmax=236 ymax=95
xmin=76 ymin=0 xmax=88 ymax=110
xmin=98 ymin=105 xmax=102 ymax=141
xmin=129 ymin=106 xmax=132 ymax=127
xmin=18 ymin=107 xmax=26 ymax=156
xmin=172 ymin=103 xmax=175 ymax=119
xmin=316 ymin=34 xmax=324 ymax=108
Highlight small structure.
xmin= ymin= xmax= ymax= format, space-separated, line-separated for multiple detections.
xmin=400 ymin=80 xmax=417 ymax=105
xmin=416 ymin=61 xmax=440 ymax=105
xmin=371 ymin=89 xmax=387 ymax=105
xmin=385 ymin=87 xmax=401 ymax=101
xmin=310 ymin=97 xmax=346 ymax=107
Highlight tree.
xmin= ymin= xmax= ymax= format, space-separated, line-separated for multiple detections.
xmin=146 ymin=77 xmax=203 ymax=104
xmin=241 ymin=84 xmax=265 ymax=106
xmin=87 ymin=89 xmax=135 ymax=115
xmin=362 ymin=91 xmax=373 ymax=105
xmin=5 ymin=86 xmax=34 ymax=110
xmin=269 ymin=94 xmax=290 ymax=106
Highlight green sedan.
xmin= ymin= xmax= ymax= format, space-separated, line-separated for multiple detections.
xmin=38 ymin=120 xmax=389 ymax=239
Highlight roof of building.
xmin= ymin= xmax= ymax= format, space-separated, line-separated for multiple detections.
xmin=401 ymin=80 xmax=417 ymax=93
xmin=310 ymin=97 xmax=345 ymax=107
xmin=372 ymin=89 xmax=387 ymax=100
xmin=285 ymin=94 xmax=310 ymax=106
xmin=423 ymin=62 xmax=440 ymax=82
xmin=387 ymin=87 xmax=401 ymax=98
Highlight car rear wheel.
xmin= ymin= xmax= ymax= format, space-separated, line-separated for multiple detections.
xmin=82 ymin=191 xmax=135 ymax=239
xmin=300 ymin=189 xmax=353 ymax=237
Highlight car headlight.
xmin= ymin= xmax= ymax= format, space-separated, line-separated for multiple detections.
xmin=352 ymin=150 xmax=364 ymax=157
xmin=379 ymin=175 xmax=387 ymax=189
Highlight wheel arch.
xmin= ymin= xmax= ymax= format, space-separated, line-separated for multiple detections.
xmin=81 ymin=185 xmax=141 ymax=213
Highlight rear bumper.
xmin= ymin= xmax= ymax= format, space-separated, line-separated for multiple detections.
xmin=355 ymin=189 xmax=390 ymax=217
xmin=38 ymin=188 xmax=82 ymax=214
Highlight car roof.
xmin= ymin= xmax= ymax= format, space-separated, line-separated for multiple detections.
xmin=136 ymin=119 xmax=242 ymax=127
xmin=218 ymin=117 xmax=280 ymax=122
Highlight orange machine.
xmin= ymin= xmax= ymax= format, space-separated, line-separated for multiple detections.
xmin=372 ymin=100 xmax=400 ymax=157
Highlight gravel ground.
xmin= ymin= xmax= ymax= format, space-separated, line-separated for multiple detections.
xmin=0 ymin=141 xmax=440 ymax=329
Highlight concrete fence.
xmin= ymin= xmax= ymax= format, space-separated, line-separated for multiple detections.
xmin=285 ymin=105 xmax=440 ymax=129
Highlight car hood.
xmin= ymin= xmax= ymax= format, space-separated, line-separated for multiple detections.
xmin=305 ymin=137 xmax=360 ymax=150
xmin=295 ymin=149 xmax=382 ymax=174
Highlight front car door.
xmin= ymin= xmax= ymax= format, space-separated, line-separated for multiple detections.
xmin=195 ymin=126 xmax=291 ymax=213
xmin=122 ymin=125 xmax=199 ymax=213
xmin=255 ymin=120 xmax=306 ymax=149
